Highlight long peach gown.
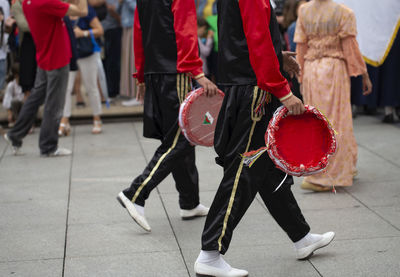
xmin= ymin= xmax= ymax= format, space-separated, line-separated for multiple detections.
xmin=294 ymin=0 xmax=367 ymax=187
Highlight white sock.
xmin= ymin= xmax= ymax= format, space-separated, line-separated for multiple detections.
xmin=196 ymin=250 xmax=231 ymax=271
xmin=384 ymin=106 xmax=394 ymax=115
xmin=294 ymin=233 xmax=322 ymax=249
xmin=134 ymin=203 xmax=145 ymax=216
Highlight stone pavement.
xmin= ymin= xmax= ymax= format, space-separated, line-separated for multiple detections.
xmin=0 ymin=115 xmax=399 ymax=277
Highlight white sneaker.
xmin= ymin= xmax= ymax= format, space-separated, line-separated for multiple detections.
xmin=42 ymin=147 xmax=72 ymax=157
xmin=194 ymin=262 xmax=248 ymax=277
xmin=180 ymin=204 xmax=209 ymax=220
xmin=122 ymin=98 xmax=142 ymax=107
xmin=117 ymin=192 xmax=151 ymax=232
xmin=3 ymin=133 xmax=21 ymax=155
xmin=296 ymin=232 xmax=335 ymax=260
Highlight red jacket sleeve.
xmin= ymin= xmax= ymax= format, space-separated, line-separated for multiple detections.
xmin=133 ymin=7 xmax=145 ymax=83
xmin=238 ymin=0 xmax=290 ymax=99
xmin=171 ymin=0 xmax=203 ymax=78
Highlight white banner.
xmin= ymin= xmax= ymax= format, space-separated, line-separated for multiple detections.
xmin=336 ymin=0 xmax=400 ymax=66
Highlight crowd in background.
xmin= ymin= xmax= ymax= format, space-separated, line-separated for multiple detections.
xmin=0 ymin=0 xmax=399 ymax=131
xmin=0 ymin=0 xmax=140 ymax=132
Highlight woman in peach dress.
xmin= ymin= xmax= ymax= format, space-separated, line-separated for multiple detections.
xmin=294 ymin=0 xmax=372 ymax=191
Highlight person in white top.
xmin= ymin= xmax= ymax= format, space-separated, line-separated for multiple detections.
xmin=0 ymin=0 xmax=10 ymax=91
xmin=2 ymin=64 xmax=24 ymax=128
xmin=197 ymin=18 xmax=213 ymax=77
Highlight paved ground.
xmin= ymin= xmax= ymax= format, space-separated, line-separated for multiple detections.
xmin=0 ymin=115 xmax=399 ymax=277
xmin=0 ymin=95 xmax=143 ymax=124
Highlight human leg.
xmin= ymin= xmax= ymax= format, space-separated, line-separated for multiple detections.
xmin=119 ymin=74 xmax=203 ymax=229
xmin=196 ymin=86 xmax=268 ymax=276
xmin=104 ymin=28 xmax=122 ymax=98
xmin=39 ymin=65 xmax=69 ymax=155
xmin=59 ymin=71 xmax=77 ymax=136
xmin=7 ymin=68 xmax=47 ymax=149
xmin=77 ymin=54 xmax=102 ymax=134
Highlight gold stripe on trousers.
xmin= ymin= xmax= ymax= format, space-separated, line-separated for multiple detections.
xmin=131 ymin=73 xmax=191 ymax=204
xmin=217 ymin=86 xmax=268 ymax=251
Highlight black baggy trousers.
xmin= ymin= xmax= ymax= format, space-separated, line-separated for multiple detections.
xmin=201 ymin=85 xmax=311 ymax=254
xmin=123 ymin=74 xmax=200 ymax=210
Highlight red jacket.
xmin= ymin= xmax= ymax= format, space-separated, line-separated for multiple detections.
xmin=217 ymin=0 xmax=290 ymax=99
xmin=133 ymin=0 xmax=203 ymax=83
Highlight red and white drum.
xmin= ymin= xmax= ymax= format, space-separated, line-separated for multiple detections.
xmin=266 ymin=105 xmax=337 ymax=177
xmin=179 ymin=88 xmax=225 ymax=147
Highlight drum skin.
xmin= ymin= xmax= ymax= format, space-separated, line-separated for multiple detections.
xmin=179 ymin=88 xmax=225 ymax=147
xmin=266 ymin=105 xmax=337 ymax=177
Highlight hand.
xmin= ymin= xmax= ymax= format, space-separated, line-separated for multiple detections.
xmin=196 ymin=76 xmax=218 ymax=97
xmin=362 ymin=73 xmax=372 ymax=96
xmin=136 ymin=84 xmax=146 ymax=103
xmin=207 ymin=30 xmax=214 ymax=39
xmin=281 ymin=93 xmax=305 ymax=115
xmin=73 ymin=27 xmax=84 ymax=38
xmin=282 ymin=51 xmax=300 ymax=79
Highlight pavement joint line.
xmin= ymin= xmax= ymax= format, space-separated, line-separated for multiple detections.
xmin=62 ymin=127 xmax=75 ymax=277
xmin=0 ymin=142 xmax=7 ymax=163
xmin=308 ymin=260 xmax=324 ymax=277
xmin=358 ymin=143 xmax=400 ymax=169
xmin=71 ymin=177 xmax=132 ymax=182
xmin=343 ymin=187 xmax=400 ymax=232
xmin=64 ymin=249 xmax=186 ymax=260
xmin=0 ymin=257 xmax=63 ymax=264
xmin=132 ymin=122 xmax=191 ymax=277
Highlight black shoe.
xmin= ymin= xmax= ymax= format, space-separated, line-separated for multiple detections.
xmin=382 ymin=114 xmax=395 ymax=123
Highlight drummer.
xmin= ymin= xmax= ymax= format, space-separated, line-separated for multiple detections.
xmin=194 ymin=0 xmax=335 ymax=276
xmin=116 ymin=0 xmax=218 ymax=232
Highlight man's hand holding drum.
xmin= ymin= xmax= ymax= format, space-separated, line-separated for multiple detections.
xmin=195 ymin=75 xmax=218 ymax=97
xmin=280 ymin=92 xmax=306 ymax=115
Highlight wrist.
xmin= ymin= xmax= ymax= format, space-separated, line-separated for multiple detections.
xmin=279 ymin=92 xmax=293 ymax=102
xmin=194 ymin=73 xmax=205 ymax=80
xmin=83 ymin=30 xmax=89 ymax=37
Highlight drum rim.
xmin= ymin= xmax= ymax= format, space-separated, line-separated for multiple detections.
xmin=266 ymin=105 xmax=337 ymax=177
xmin=179 ymin=87 xmax=225 ymax=147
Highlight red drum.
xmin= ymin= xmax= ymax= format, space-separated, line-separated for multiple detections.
xmin=266 ymin=105 xmax=337 ymax=177
xmin=179 ymin=88 xmax=225 ymax=147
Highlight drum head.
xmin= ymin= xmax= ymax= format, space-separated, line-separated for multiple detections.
xmin=266 ymin=105 xmax=337 ymax=176
xmin=179 ymin=88 xmax=225 ymax=147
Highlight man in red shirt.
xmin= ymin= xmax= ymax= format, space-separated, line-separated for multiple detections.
xmin=4 ymin=0 xmax=88 ymax=156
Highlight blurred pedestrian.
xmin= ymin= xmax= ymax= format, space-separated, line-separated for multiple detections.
xmin=295 ymin=0 xmax=372 ymax=191
xmin=60 ymin=4 xmax=104 ymax=136
xmin=12 ymin=0 xmax=37 ymax=98
xmin=197 ymin=18 xmax=213 ymax=78
xmin=3 ymin=0 xmax=88 ymax=156
xmin=2 ymin=63 xmax=23 ymax=128
xmin=119 ymin=0 xmax=141 ymax=107
xmin=101 ymin=0 xmax=121 ymax=98
xmin=282 ymin=0 xmax=307 ymax=52
xmin=0 ymin=0 xmax=9 ymax=92
xmin=117 ymin=0 xmax=217 ymax=232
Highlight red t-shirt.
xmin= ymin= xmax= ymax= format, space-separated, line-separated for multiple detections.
xmin=23 ymin=0 xmax=71 ymax=71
